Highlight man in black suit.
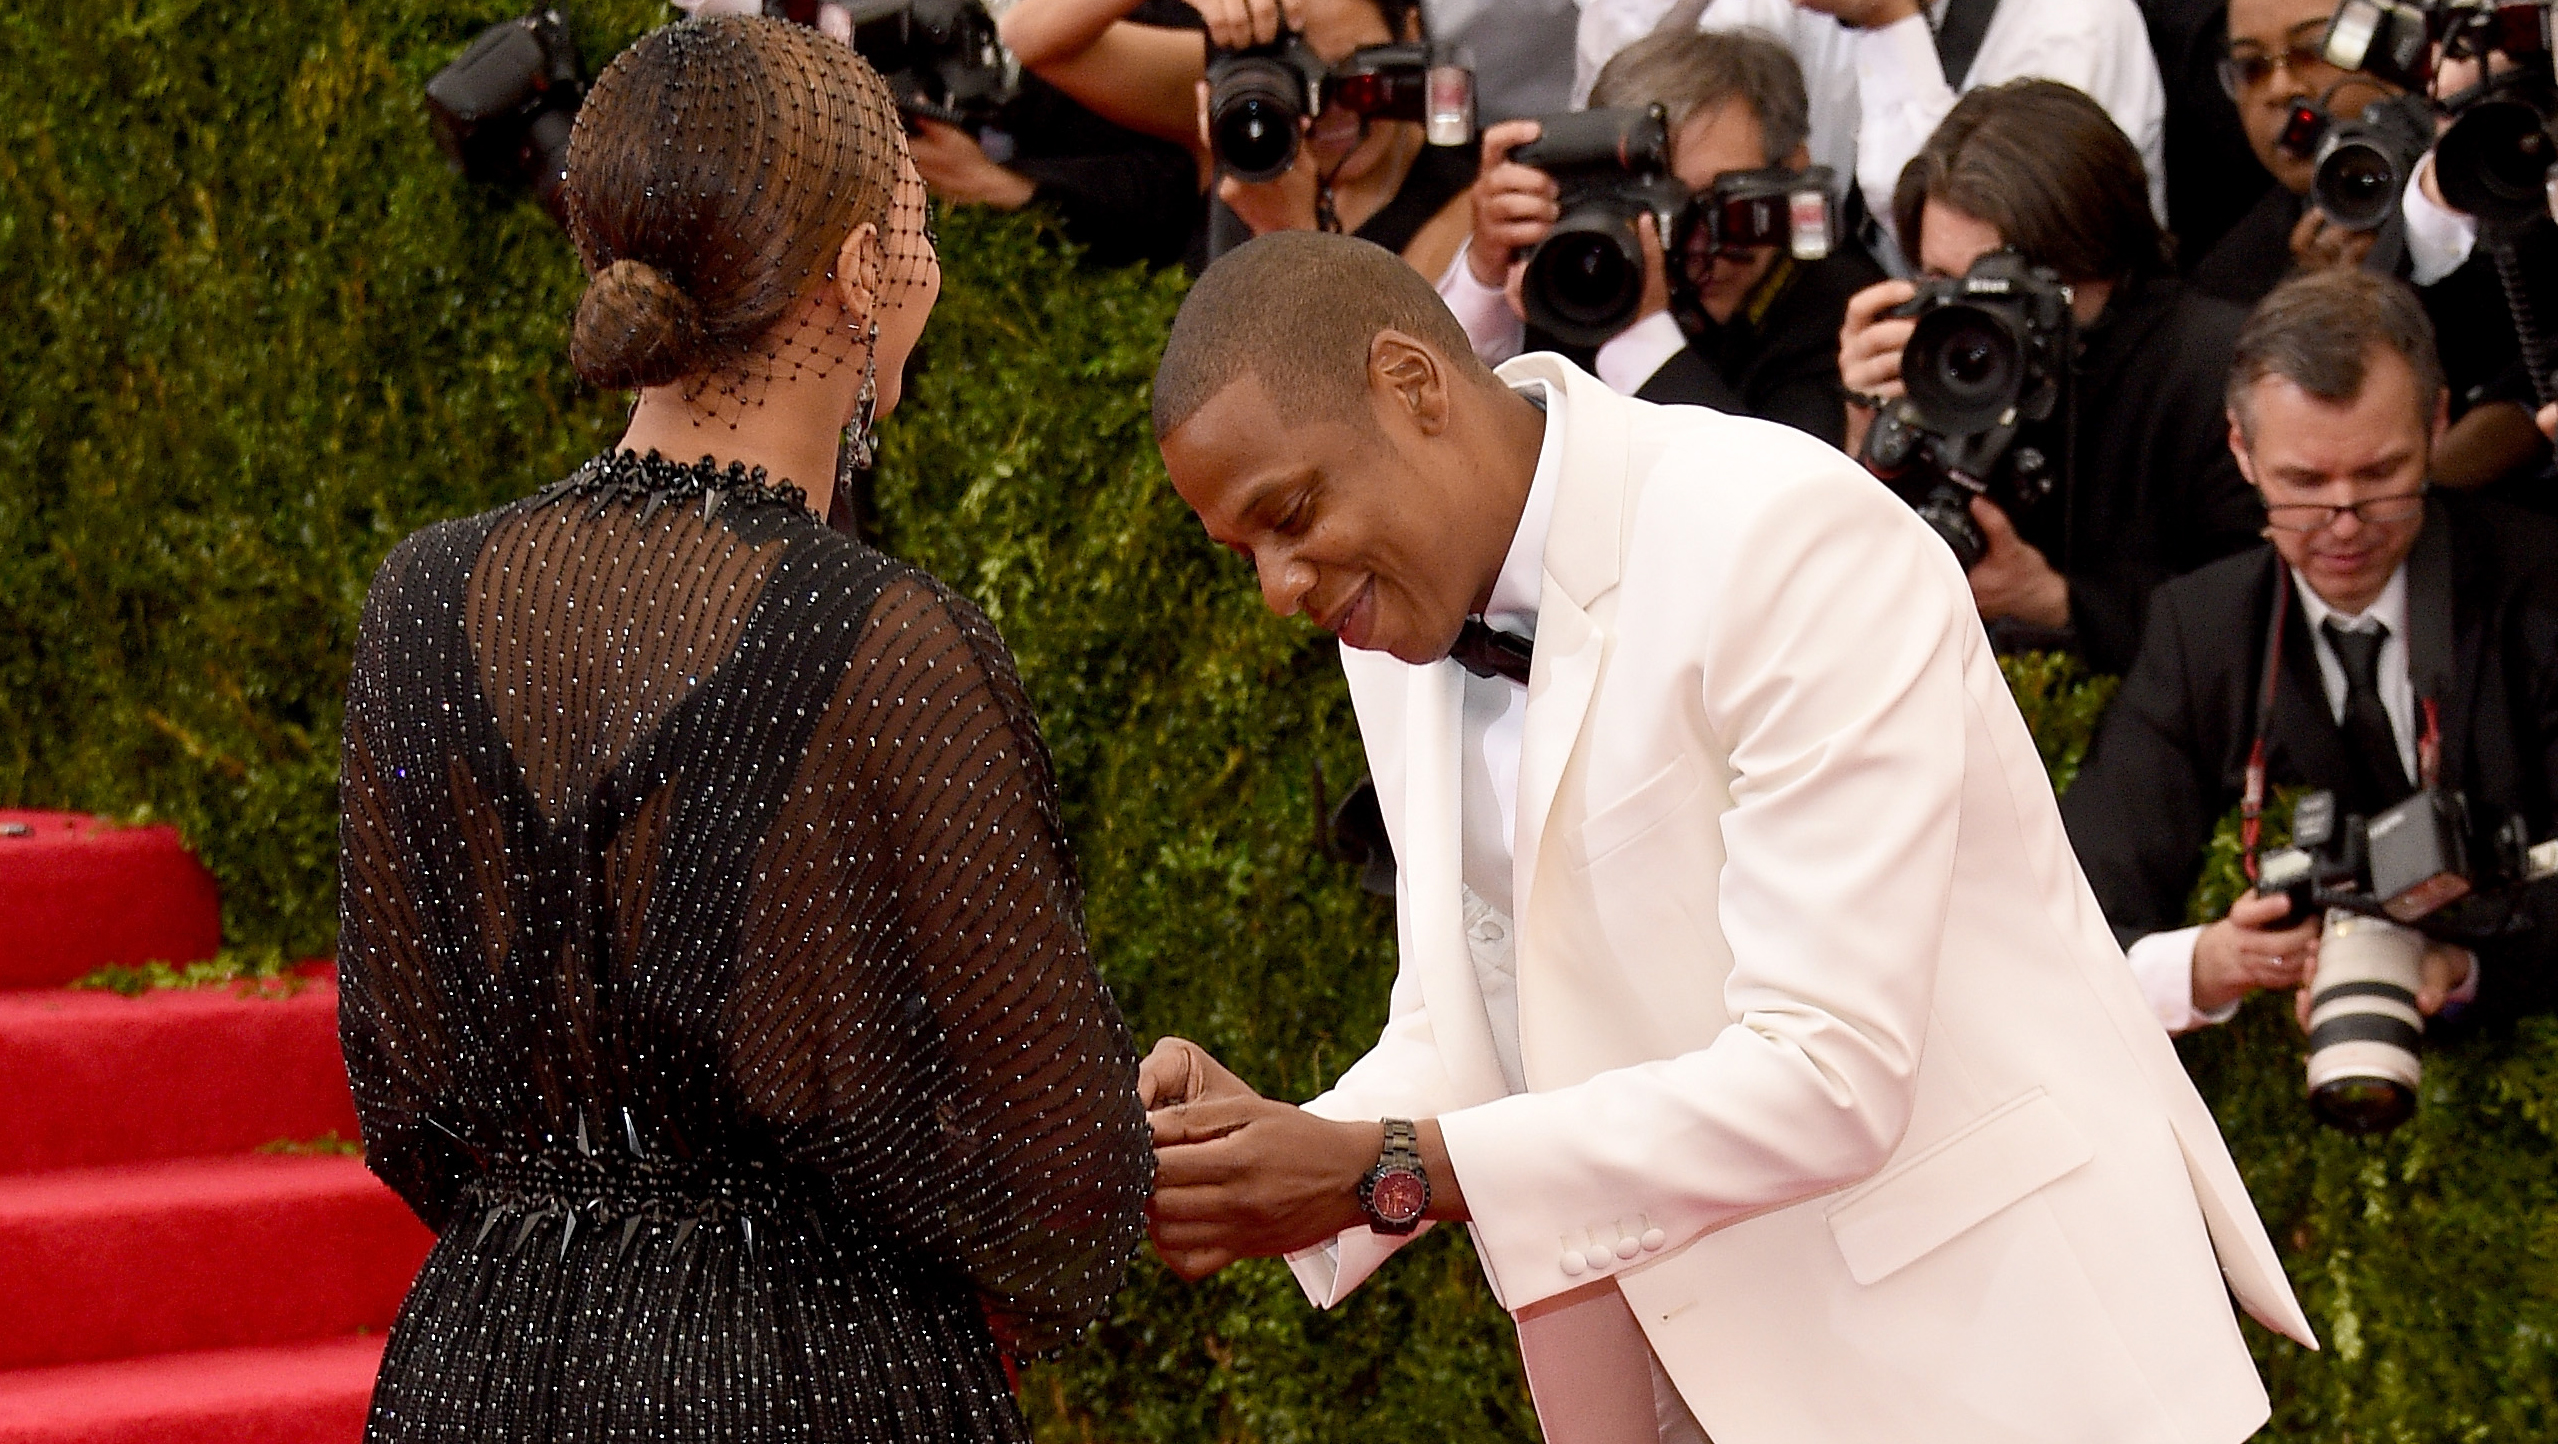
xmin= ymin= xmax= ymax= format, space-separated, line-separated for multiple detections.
xmin=2063 ymin=268 xmax=2558 ymax=1033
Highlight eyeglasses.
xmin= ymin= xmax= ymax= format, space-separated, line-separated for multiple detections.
xmin=2219 ymin=21 xmax=2341 ymax=98
xmin=2259 ymin=486 xmax=2428 ymax=533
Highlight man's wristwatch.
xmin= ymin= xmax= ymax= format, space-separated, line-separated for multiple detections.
xmin=1357 ymin=1118 xmax=1431 ymax=1234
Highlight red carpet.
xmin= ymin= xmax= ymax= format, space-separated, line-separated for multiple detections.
xmin=0 ymin=816 xmax=431 ymax=1443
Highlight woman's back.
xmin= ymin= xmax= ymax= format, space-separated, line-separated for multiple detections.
xmin=338 ymin=450 xmax=1148 ymax=1441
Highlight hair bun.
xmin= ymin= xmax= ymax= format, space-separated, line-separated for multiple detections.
xmin=571 ymin=258 xmax=708 ymax=390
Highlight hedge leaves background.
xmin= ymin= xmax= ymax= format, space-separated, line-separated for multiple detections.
xmin=6 ymin=4 xmax=2558 ymax=1439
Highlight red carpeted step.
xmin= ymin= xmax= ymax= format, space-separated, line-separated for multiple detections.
xmin=0 ymin=1333 xmax=384 ymax=1444
xmin=0 ymin=1155 xmax=431 ymax=1371
xmin=0 ymin=813 xmax=222 ymax=990
xmin=0 ymin=982 xmax=359 ymax=1174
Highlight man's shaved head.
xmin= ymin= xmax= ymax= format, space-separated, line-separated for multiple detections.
xmin=1152 ymin=231 xmax=1492 ymax=440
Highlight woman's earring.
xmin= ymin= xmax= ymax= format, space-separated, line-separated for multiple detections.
xmin=834 ymin=319 xmax=881 ymax=518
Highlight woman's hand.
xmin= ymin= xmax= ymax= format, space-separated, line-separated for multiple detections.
xmin=2289 ymin=206 xmax=2377 ymax=274
xmin=1839 ymin=277 xmax=1918 ymax=401
xmin=906 ymin=120 xmax=1037 ymax=209
xmin=1201 ymin=79 xmax=1323 ymax=234
xmin=1184 ymin=0 xmax=1305 ymax=50
xmin=1467 ymin=119 xmax=1559 ymax=287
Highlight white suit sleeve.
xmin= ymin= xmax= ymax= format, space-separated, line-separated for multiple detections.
xmin=1439 ymin=244 xmax=1528 ymax=366
xmin=1437 ymin=443 xmax=1971 ymax=1313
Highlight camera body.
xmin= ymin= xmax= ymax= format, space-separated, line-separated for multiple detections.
xmin=1205 ymin=34 xmax=1475 ymax=184
xmin=424 ymin=9 xmax=587 ymax=224
xmin=840 ymin=0 xmax=1020 ymax=133
xmin=1859 ymin=252 xmax=2075 ymax=570
xmin=2309 ymin=92 xmax=2439 ymax=229
xmin=2257 ymin=785 xmax=2558 ymax=1130
xmin=2323 ymin=0 xmax=2558 ymax=233
xmin=1510 ymin=107 xmax=1690 ymax=348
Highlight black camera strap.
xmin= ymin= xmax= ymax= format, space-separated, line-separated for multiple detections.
xmin=1929 ymin=0 xmax=1999 ymax=89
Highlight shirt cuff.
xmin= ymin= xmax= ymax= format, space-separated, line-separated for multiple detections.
xmin=1439 ymin=242 xmax=1526 ymax=366
xmin=2126 ymin=925 xmax=2236 ymax=1033
xmin=1593 ymin=310 xmax=1687 ymax=396
xmin=2402 ymin=153 xmax=2479 ymax=288
xmin=1853 ymin=13 xmax=1954 ymax=112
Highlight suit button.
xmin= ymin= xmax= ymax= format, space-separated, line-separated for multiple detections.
xmin=1582 ymin=1249 xmax=1613 ymax=1272
xmin=1641 ymin=1228 xmax=1666 ymax=1251
xmin=1560 ymin=1249 xmax=1585 ymax=1278
xmin=1469 ymin=919 xmax=1506 ymax=943
xmin=1614 ymin=1237 xmax=1640 ymax=1259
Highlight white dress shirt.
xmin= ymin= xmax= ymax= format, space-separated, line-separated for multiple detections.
xmin=2402 ymin=153 xmax=2482 ymax=289
xmin=1577 ymin=0 xmax=2168 ymax=260
xmin=2125 ymin=563 xmax=2476 ymax=1030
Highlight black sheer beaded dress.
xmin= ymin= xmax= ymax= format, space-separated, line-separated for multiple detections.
xmin=336 ymin=449 xmax=1151 ymax=1442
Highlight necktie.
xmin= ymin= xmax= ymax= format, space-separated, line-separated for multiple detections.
xmin=2321 ymin=619 xmax=2414 ymax=804
xmin=1449 ymin=618 xmax=1533 ymax=686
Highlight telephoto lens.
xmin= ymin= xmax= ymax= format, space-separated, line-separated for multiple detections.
xmin=1511 ymin=106 xmax=1684 ymax=348
xmin=2435 ymin=92 xmax=2558 ymax=233
xmin=1207 ymin=34 xmax=1328 ymax=184
xmin=2304 ymin=910 xmax=2427 ymax=1133
xmin=2312 ymin=93 xmax=2434 ymax=231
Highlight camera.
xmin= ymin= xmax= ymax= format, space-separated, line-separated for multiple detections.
xmin=2257 ymin=786 xmax=2558 ymax=1131
xmin=1673 ymin=164 xmax=1839 ymax=270
xmin=1205 ymin=33 xmax=1475 ymax=184
xmin=2323 ymin=0 xmax=2558 ymax=233
xmin=1509 ymin=107 xmax=1690 ymax=347
xmin=424 ymin=9 xmax=588 ymax=225
xmin=1859 ymin=252 xmax=2075 ymax=570
xmin=2308 ymin=92 xmax=2438 ymax=230
xmin=839 ymin=0 xmax=1020 ymax=133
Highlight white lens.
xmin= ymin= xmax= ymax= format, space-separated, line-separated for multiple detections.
xmin=2325 ymin=0 xmax=2381 ymax=70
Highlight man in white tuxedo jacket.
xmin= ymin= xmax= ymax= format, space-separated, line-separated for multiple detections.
xmin=1142 ymin=231 xmax=2315 ymax=1444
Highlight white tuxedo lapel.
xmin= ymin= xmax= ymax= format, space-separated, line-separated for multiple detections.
xmin=1398 ymin=657 xmax=1509 ymax=1100
xmin=1512 ymin=589 xmax=1604 ymax=941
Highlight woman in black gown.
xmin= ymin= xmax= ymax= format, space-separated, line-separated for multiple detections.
xmin=335 ymin=16 xmax=1150 ymax=1441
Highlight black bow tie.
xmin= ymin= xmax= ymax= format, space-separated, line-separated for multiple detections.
xmin=1450 ymin=618 xmax=1534 ymax=685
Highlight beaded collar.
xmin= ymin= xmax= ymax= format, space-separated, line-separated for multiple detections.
xmin=533 ymin=448 xmax=818 ymax=523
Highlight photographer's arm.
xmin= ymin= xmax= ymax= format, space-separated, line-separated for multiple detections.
xmin=1001 ymin=0 xmax=1214 ymax=159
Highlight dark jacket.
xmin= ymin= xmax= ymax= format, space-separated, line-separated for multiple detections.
xmin=1000 ymin=73 xmax=1203 ymax=271
xmin=2188 ymin=185 xmax=2302 ymax=308
xmin=2018 ymin=273 xmax=2266 ymax=675
xmin=2062 ymin=494 xmax=2558 ymax=1026
xmin=1639 ymin=247 xmax=1888 ymax=449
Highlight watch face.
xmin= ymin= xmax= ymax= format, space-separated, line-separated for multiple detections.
xmin=1370 ymin=1168 xmax=1428 ymax=1224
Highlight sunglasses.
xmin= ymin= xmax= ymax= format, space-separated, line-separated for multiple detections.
xmin=2219 ymin=21 xmax=2342 ymax=98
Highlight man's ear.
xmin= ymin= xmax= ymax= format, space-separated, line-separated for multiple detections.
xmin=2225 ymin=405 xmax=2259 ymax=487
xmin=833 ymin=222 xmax=885 ymax=330
xmin=2429 ymin=387 xmax=2451 ymax=449
xmin=1369 ymin=330 xmax=1450 ymax=436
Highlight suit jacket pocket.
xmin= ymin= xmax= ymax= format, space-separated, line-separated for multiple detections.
xmin=1822 ymin=1087 xmax=2094 ymax=1286
xmin=1574 ymin=754 xmax=1704 ymax=869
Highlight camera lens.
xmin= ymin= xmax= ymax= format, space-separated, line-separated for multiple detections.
xmin=2314 ymin=140 xmax=2401 ymax=230
xmin=2436 ymin=99 xmax=2558 ymax=230
xmin=1521 ymin=211 xmax=1645 ymax=348
xmin=1913 ymin=484 xmax=1989 ymax=571
xmin=1209 ymin=58 xmax=1305 ymax=183
xmin=2304 ymin=911 xmax=2425 ymax=1134
xmin=1903 ymin=304 xmax=2025 ymax=436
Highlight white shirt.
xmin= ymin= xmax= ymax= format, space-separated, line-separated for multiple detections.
xmin=2402 ymin=152 xmax=2482 ymax=289
xmin=1578 ymin=0 xmax=2168 ymax=260
xmin=2125 ymin=562 xmax=2475 ymax=1030
xmin=1436 ymin=252 xmax=1695 ymax=395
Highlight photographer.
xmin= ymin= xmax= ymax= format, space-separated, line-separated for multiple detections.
xmin=1838 ymin=79 xmax=2265 ymax=674
xmin=2063 ymin=268 xmax=2558 ymax=1033
xmin=1001 ymin=0 xmax=1475 ymax=273
xmin=1441 ymin=26 xmax=1883 ymax=445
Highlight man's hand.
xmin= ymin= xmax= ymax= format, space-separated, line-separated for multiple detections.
xmin=1964 ymin=497 xmax=2069 ymax=629
xmin=2289 ymin=939 xmax=2474 ymax=1031
xmin=2197 ymin=891 xmax=2322 ymax=1016
xmin=1199 ymin=79 xmax=1323 ymax=237
xmin=906 ymin=119 xmax=1037 ymax=209
xmin=1790 ymin=0 xmax=1921 ymax=27
xmin=1634 ymin=211 xmax=1672 ymax=325
xmin=2537 ymin=401 xmax=2555 ymax=442
xmin=1183 ymin=0 xmax=1303 ymax=50
xmin=1147 ymin=1096 xmax=1379 ymax=1280
xmin=1137 ymin=1035 xmax=1254 ymax=1111
xmin=1467 ymin=120 xmax=1559 ymax=289
xmin=1840 ymin=278 xmax=1918 ymax=401
xmin=2289 ymin=207 xmax=2378 ymax=274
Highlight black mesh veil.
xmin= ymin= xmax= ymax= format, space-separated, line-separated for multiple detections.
xmin=336 ymin=18 xmax=1148 ymax=1443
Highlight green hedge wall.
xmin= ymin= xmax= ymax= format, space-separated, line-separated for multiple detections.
xmin=7 ymin=5 xmax=2558 ymax=1439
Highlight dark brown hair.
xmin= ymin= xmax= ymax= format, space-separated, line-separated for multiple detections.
xmin=2228 ymin=268 xmax=2444 ymax=438
xmin=561 ymin=16 xmax=906 ymax=391
xmin=1892 ymin=79 xmax=2167 ymax=284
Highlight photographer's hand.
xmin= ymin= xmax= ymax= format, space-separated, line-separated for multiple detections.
xmin=1634 ymin=211 xmax=1671 ymax=324
xmin=2415 ymin=942 xmax=2478 ymax=1016
xmin=1964 ymin=498 xmax=2069 ymax=629
xmin=2289 ymin=208 xmax=2377 ymax=274
xmin=1198 ymin=81 xmax=1322 ymax=235
xmin=1467 ymin=120 xmax=1560 ymax=289
xmin=906 ymin=120 xmax=1037 ymax=210
xmin=2198 ymin=891 xmax=2322 ymax=1017
xmin=1184 ymin=0 xmax=1303 ymax=51
xmin=1839 ymin=278 xmax=1917 ymax=453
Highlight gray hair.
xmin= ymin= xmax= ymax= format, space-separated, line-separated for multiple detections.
xmin=1587 ymin=23 xmax=1810 ymax=168
xmin=2228 ymin=269 xmax=2445 ymax=439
